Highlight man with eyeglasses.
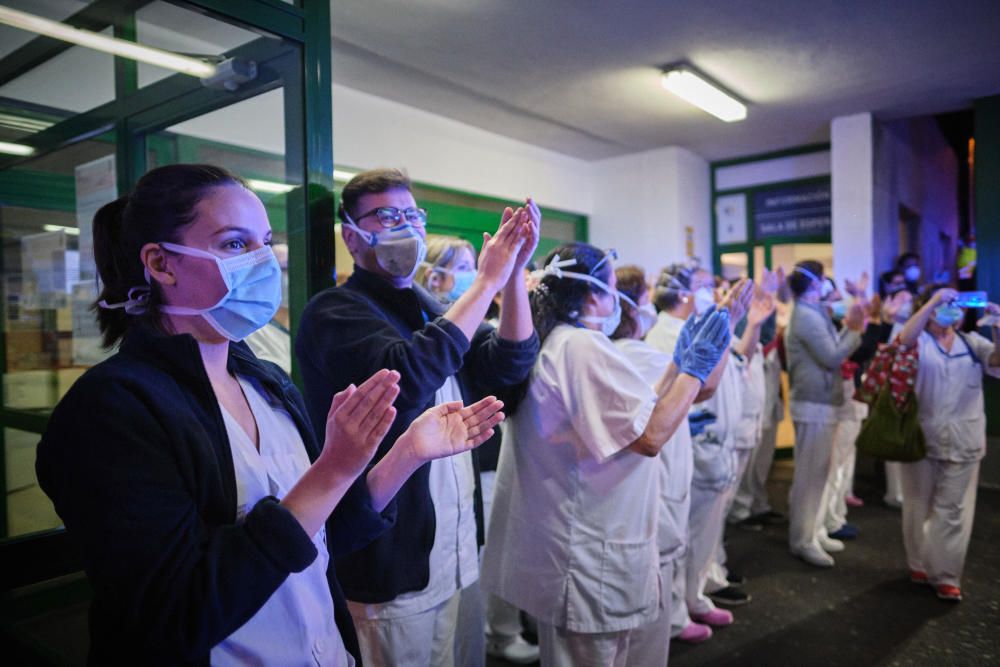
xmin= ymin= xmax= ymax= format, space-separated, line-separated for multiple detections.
xmin=296 ymin=168 xmax=540 ymax=666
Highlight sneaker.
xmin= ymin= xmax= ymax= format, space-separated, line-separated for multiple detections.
xmin=486 ymin=636 xmax=540 ymax=664
xmin=726 ymin=572 xmax=747 ymax=587
xmin=845 ymin=495 xmax=864 ymax=508
xmin=736 ymin=518 xmax=764 ymax=532
xmin=829 ymin=523 xmax=859 ymax=540
xmin=675 ymin=622 xmax=713 ymax=643
xmin=691 ymin=608 xmax=734 ymax=627
xmin=708 ymin=586 xmax=752 ymax=607
xmin=910 ymin=570 xmax=929 ymax=585
xmin=752 ymin=510 xmax=787 ymax=525
xmin=936 ymin=584 xmax=962 ymax=601
xmin=884 ymin=497 xmax=903 ymax=510
xmin=818 ymin=535 xmax=845 ymax=553
xmin=791 ymin=544 xmax=835 ymax=568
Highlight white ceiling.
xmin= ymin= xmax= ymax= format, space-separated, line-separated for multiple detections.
xmin=329 ymin=0 xmax=1000 ymax=161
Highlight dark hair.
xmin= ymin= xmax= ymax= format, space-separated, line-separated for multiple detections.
xmin=913 ymin=282 xmax=951 ymax=313
xmin=611 ymin=265 xmax=647 ymax=340
xmin=788 ymin=260 xmax=824 ymax=297
xmin=531 ymin=242 xmax=612 ymax=343
xmin=92 ymin=164 xmax=248 ymax=347
xmin=896 ymin=252 xmax=920 ymax=269
xmin=337 ymin=168 xmax=411 ymax=223
xmin=653 ymin=263 xmax=695 ymax=312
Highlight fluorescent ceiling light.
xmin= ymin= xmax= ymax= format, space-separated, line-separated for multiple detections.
xmin=333 ymin=169 xmax=357 ymax=182
xmin=661 ymin=66 xmax=747 ymax=122
xmin=43 ymin=224 xmax=80 ymax=236
xmin=0 ymin=6 xmax=217 ymax=78
xmin=248 ymin=178 xmax=295 ymax=194
xmin=0 ymin=141 xmax=35 ymax=156
xmin=0 ymin=113 xmax=54 ymax=133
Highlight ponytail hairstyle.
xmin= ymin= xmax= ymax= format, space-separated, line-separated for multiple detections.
xmin=654 ymin=263 xmax=695 ymax=312
xmin=92 ymin=164 xmax=248 ymax=348
xmin=610 ymin=265 xmax=648 ymax=341
xmin=788 ymin=260 xmax=824 ymax=298
xmin=530 ymin=242 xmax=612 ymax=344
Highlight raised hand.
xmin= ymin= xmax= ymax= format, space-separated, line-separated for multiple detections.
xmin=931 ymin=287 xmax=958 ymax=307
xmin=760 ymin=268 xmax=781 ymax=295
xmin=719 ymin=278 xmax=754 ymax=325
xmin=322 ymin=369 xmax=400 ymax=480
xmin=747 ymin=289 xmax=776 ymax=325
xmin=673 ymin=305 xmax=716 ymax=367
xmin=477 ymin=207 xmax=528 ymax=292
xmin=399 ymin=396 xmax=505 ymax=463
xmin=844 ymin=301 xmax=866 ymax=332
xmin=510 ymin=197 xmax=541 ymax=276
xmin=844 ymin=272 xmax=870 ymax=298
xmin=678 ymin=308 xmax=731 ymax=384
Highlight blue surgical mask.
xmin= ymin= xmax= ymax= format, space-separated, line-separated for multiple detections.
xmin=448 ymin=269 xmax=477 ymax=300
xmin=932 ymin=304 xmax=963 ymax=328
xmin=896 ymin=301 xmax=913 ymax=322
xmin=829 ymin=301 xmax=848 ymax=320
xmin=904 ymin=266 xmax=921 ymax=283
xmin=343 ymin=210 xmax=427 ymax=278
xmin=156 ymin=242 xmax=282 ymax=341
xmin=693 ymin=287 xmax=715 ymax=315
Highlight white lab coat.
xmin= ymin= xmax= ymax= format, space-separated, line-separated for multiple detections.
xmin=481 ymin=324 xmax=661 ymax=637
xmin=899 ymin=330 xmax=999 ymax=587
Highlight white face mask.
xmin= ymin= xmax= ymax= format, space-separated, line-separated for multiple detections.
xmin=536 ymin=252 xmax=621 ymax=336
xmin=693 ymin=286 xmax=715 ymax=315
xmin=343 ymin=210 xmax=427 ymax=278
xmin=637 ymin=302 xmax=658 ymax=336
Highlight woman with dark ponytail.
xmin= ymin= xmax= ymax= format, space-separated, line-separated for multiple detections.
xmin=480 ymin=242 xmax=733 ymax=666
xmin=36 ymin=164 xmax=504 ymax=665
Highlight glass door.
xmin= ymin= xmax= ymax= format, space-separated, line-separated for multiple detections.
xmin=0 ymin=1 xmax=332 ymax=660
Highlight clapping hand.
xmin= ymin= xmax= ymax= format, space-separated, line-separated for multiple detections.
xmin=844 ymin=272 xmax=870 ymax=298
xmin=747 ymin=288 xmax=776 ymax=326
xmin=399 ymin=396 xmax=505 ymax=463
xmin=674 ymin=305 xmax=715 ymax=367
xmin=760 ymin=268 xmax=781 ymax=296
xmin=322 ymin=369 xmax=401 ymax=480
xmin=719 ymin=278 xmax=754 ymax=325
xmin=509 ymin=198 xmax=541 ymax=277
xmin=678 ymin=308 xmax=731 ymax=384
xmin=478 ymin=208 xmax=529 ymax=292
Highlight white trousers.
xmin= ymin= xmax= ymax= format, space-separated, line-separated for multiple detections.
xmin=788 ymin=420 xmax=837 ymax=551
xmin=708 ymin=448 xmax=753 ymax=593
xmin=823 ymin=415 xmax=862 ymax=533
xmin=538 ymin=614 xmax=663 ymax=667
xmin=731 ymin=420 xmax=778 ymax=520
xmin=626 ymin=559 xmax=674 ymax=667
xmin=480 ymin=470 xmax=528 ymax=647
xmin=898 ymin=458 xmax=979 ymax=588
xmin=685 ymin=482 xmax=731 ymax=614
xmin=885 ymin=462 xmax=905 ymax=505
xmin=664 ymin=493 xmax=692 ymax=636
xmin=352 ymin=587 xmax=471 ymax=667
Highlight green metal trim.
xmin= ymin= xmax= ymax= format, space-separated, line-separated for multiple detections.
xmin=0 ymin=170 xmax=75 ymax=211
xmin=710 ymin=142 xmax=831 ymax=169
xmin=176 ymin=0 xmax=306 ymax=42
xmin=0 ymin=0 xmax=154 ymax=88
xmin=974 ymin=94 xmax=1000 ymax=436
xmin=714 ymin=174 xmax=831 ymax=198
xmin=114 ymin=12 xmax=141 ymax=191
xmin=0 ymin=409 xmax=50 ymax=434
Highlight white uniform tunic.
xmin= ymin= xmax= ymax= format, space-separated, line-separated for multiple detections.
xmin=914 ymin=331 xmax=1000 ymax=461
xmin=213 ymin=375 xmax=352 ymax=667
xmin=481 ymin=324 xmax=659 ymax=634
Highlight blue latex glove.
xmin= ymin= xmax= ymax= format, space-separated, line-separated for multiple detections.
xmin=678 ymin=308 xmax=731 ymax=383
xmin=673 ymin=305 xmax=716 ymax=367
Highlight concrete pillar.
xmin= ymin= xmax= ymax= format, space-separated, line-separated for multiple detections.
xmin=831 ymin=112 xmax=875 ymax=283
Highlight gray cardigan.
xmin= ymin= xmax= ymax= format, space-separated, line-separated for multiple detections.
xmin=785 ymin=301 xmax=862 ymax=406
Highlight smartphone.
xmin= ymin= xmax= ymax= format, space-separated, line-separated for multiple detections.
xmin=953 ymin=291 xmax=988 ymax=308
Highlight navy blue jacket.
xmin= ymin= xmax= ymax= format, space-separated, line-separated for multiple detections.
xmin=36 ymin=325 xmax=393 ymax=665
xmin=296 ymin=267 xmax=539 ymax=603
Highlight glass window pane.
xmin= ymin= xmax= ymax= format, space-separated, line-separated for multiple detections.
xmin=770 ymin=243 xmax=833 ymax=275
xmin=720 ymin=251 xmax=748 ymax=281
xmin=6 ymin=427 xmax=61 ymax=537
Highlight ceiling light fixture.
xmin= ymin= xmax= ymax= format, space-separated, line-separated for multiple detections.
xmin=43 ymin=224 xmax=80 ymax=236
xmin=0 ymin=6 xmax=217 ymax=78
xmin=247 ymin=179 xmax=295 ymax=194
xmin=0 ymin=141 xmax=35 ymax=156
xmin=660 ymin=64 xmax=747 ymax=122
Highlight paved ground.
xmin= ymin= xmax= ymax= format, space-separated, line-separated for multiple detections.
xmin=490 ymin=460 xmax=1000 ymax=667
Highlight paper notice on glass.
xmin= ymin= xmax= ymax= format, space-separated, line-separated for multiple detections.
xmin=20 ymin=230 xmax=68 ymax=309
xmin=715 ymin=194 xmax=747 ymax=245
xmin=75 ymin=154 xmax=116 ymax=281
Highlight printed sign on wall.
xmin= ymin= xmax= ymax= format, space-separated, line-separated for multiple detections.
xmin=753 ymin=181 xmax=831 ymax=239
xmin=715 ymin=193 xmax=747 ymax=244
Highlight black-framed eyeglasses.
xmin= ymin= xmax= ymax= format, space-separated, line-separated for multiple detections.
xmin=356 ymin=206 xmax=428 ymax=228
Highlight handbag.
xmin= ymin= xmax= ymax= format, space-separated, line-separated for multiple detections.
xmin=855 ymin=376 xmax=926 ymax=462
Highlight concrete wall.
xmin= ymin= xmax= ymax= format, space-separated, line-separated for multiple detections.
xmin=832 ymin=113 xmax=875 ymax=285
xmin=590 ymin=146 xmax=710 ymax=280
